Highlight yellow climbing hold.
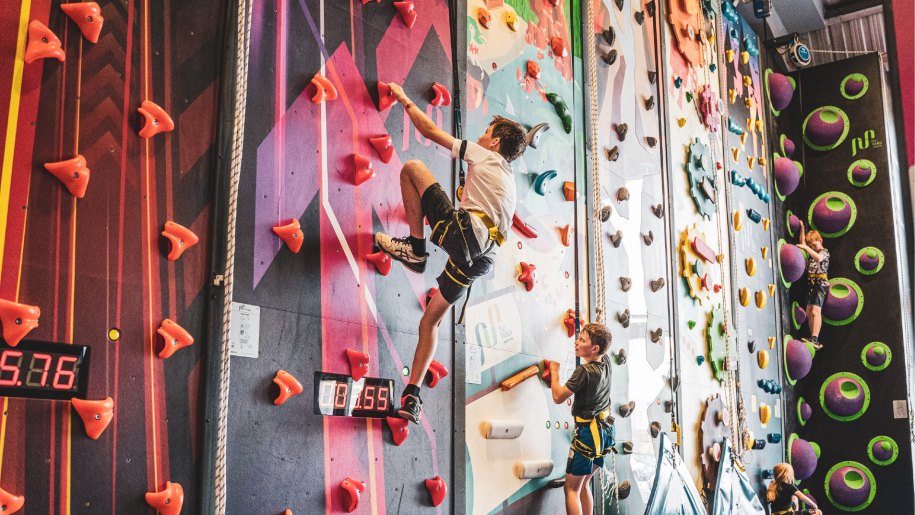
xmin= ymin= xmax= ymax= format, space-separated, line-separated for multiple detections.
xmin=740 ymin=132 xmax=748 ymax=145
xmin=756 ymin=119 xmax=764 ymax=133
xmin=758 ymin=155 xmax=767 ymax=167
xmin=768 ymin=336 xmax=776 ymax=348
xmin=757 ymin=351 xmax=769 ymax=369
xmin=677 ymin=118 xmax=687 ymax=127
xmin=741 ymin=50 xmax=750 ymax=64
xmin=731 ymin=147 xmax=740 ymax=161
xmin=726 ymin=49 xmax=735 ymax=63
xmin=739 ymin=287 xmax=750 ymax=306
xmin=762 ymin=218 xmax=770 ymax=231
xmin=728 ymin=89 xmax=737 ymax=103
xmin=733 ymin=211 xmax=743 ymax=231
xmin=768 ymin=283 xmax=776 ymax=297
xmin=744 ymin=97 xmax=754 ymax=109
xmin=745 ymin=258 xmax=756 ymax=276
xmin=761 ymin=246 xmax=769 ymax=259
xmin=717 ymin=254 xmax=725 ymax=263
xmin=505 ymin=11 xmax=518 ymax=31
xmin=747 ymin=156 xmax=755 ymax=169
xmin=743 ymin=76 xmax=752 ymax=87
xmin=759 ymin=402 xmax=771 ymax=425
xmin=755 ymin=290 xmax=766 ymax=309
xmin=746 ymin=117 xmax=753 ymax=131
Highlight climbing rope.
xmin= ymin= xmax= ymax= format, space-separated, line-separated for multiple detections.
xmin=213 ymin=0 xmax=254 ymax=511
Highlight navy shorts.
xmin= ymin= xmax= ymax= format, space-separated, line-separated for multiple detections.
xmin=422 ymin=184 xmax=494 ymax=304
xmin=806 ymin=280 xmax=828 ymax=308
xmin=566 ymin=424 xmax=615 ymax=476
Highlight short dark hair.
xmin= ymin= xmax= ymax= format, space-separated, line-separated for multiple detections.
xmin=490 ymin=116 xmax=527 ymax=163
xmin=582 ymin=323 xmax=612 ymax=355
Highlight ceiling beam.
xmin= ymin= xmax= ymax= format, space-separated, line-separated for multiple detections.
xmin=825 ymin=0 xmax=883 ymax=18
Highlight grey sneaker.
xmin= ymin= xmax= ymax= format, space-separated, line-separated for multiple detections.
xmin=374 ymin=232 xmax=428 ymax=273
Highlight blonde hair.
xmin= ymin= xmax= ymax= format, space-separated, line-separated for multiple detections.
xmin=766 ymin=463 xmax=796 ymax=502
xmin=805 ymin=230 xmax=823 ymax=247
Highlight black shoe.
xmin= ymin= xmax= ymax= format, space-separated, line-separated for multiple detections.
xmin=398 ymin=394 xmax=423 ymax=423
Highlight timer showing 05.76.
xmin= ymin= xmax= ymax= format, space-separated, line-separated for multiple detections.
xmin=0 ymin=340 xmax=91 ymax=401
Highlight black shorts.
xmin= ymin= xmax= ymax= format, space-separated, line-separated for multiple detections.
xmin=421 ymin=184 xmax=494 ymax=304
xmin=806 ymin=280 xmax=828 ymax=308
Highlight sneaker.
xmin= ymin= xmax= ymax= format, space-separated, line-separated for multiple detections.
xmin=398 ymin=394 xmax=423 ymax=423
xmin=374 ymin=232 xmax=428 ymax=273
xmin=802 ymin=337 xmax=824 ymax=350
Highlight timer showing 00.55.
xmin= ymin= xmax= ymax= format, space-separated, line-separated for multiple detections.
xmin=0 ymin=340 xmax=91 ymax=401
xmin=313 ymin=372 xmax=395 ymax=418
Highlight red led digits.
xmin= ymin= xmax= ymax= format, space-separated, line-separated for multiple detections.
xmin=53 ymin=356 xmax=79 ymax=390
xmin=0 ymin=350 xmax=23 ymax=386
xmin=24 ymin=353 xmax=52 ymax=387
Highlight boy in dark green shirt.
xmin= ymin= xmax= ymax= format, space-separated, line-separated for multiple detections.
xmin=549 ymin=323 xmax=614 ymax=515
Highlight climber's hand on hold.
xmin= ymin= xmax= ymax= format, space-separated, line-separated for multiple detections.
xmin=388 ymin=82 xmax=409 ymax=104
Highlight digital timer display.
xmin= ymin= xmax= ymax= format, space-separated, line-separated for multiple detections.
xmin=0 ymin=340 xmax=90 ymax=401
xmin=313 ymin=372 xmax=395 ymax=418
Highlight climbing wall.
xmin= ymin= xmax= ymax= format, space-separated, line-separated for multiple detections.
xmin=460 ymin=0 xmax=585 ymax=513
xmin=589 ymin=0 xmax=671 ymax=512
xmin=717 ymin=1 xmax=784 ymax=497
xmin=0 ymin=0 xmax=222 ymax=513
xmin=223 ymin=0 xmax=457 ymax=513
xmin=769 ymin=53 xmax=915 ymax=513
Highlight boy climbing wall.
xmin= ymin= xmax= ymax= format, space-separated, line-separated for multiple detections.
xmin=374 ymin=82 xmax=527 ymax=423
xmin=548 ymin=324 xmax=614 ymax=515
xmin=797 ymin=221 xmax=829 ymax=350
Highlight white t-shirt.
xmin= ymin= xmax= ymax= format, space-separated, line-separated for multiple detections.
xmin=451 ymin=139 xmax=516 ymax=250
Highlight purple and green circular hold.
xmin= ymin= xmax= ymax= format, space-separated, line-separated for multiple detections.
xmin=861 ymin=341 xmax=892 ymax=372
xmin=780 ymin=134 xmax=796 ymax=157
xmin=820 ymin=372 xmax=870 ymax=421
xmin=797 ymin=396 xmax=813 ymax=426
xmin=809 ymin=191 xmax=857 ymax=237
xmin=822 ymin=278 xmax=864 ymax=326
xmin=855 ymin=246 xmax=884 ymax=275
xmin=789 ymin=433 xmax=820 ymax=480
xmin=867 ymin=436 xmax=898 ymax=466
xmin=787 ymin=211 xmax=801 ymax=238
xmin=847 ymin=159 xmax=877 ymax=187
xmin=778 ymin=239 xmax=806 ymax=287
xmin=774 ymin=155 xmax=804 ymax=199
xmin=825 ymin=461 xmax=876 ymax=511
xmin=803 ymin=106 xmax=850 ymax=151
xmin=792 ymin=301 xmax=807 ymax=330
xmin=784 ymin=335 xmax=816 ymax=385
xmin=766 ymin=69 xmax=797 ymax=116
xmin=841 ymin=73 xmax=870 ymax=100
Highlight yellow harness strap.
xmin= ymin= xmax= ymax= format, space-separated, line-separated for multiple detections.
xmin=467 ymin=210 xmax=506 ymax=246
xmin=809 ymin=273 xmax=827 ymax=279
xmin=571 ymin=410 xmax=611 ymax=459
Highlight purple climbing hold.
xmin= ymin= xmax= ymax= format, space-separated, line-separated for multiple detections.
xmin=790 ymin=435 xmax=819 ymax=480
xmin=823 ymin=376 xmax=866 ymax=418
xmin=871 ymin=440 xmax=893 ymax=461
xmin=782 ymin=136 xmax=796 ymax=156
xmin=794 ymin=304 xmax=807 ymax=327
xmin=851 ymin=162 xmax=873 ymax=184
xmin=827 ymin=464 xmax=872 ymax=508
xmin=865 ymin=346 xmax=887 ymax=367
xmin=804 ymin=106 xmax=849 ymax=150
xmin=822 ymin=281 xmax=860 ymax=322
xmin=774 ymin=157 xmax=802 ymax=197
xmin=811 ymin=193 xmax=854 ymax=235
xmin=767 ymin=71 xmax=796 ymax=111
xmin=799 ymin=400 xmax=813 ymax=424
xmin=858 ymin=250 xmax=880 ymax=271
xmin=788 ymin=213 xmax=801 ymax=235
xmin=779 ymin=242 xmax=806 ymax=284
xmin=786 ymin=339 xmax=814 ymax=383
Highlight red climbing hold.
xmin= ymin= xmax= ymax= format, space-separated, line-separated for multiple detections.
xmin=550 ymin=37 xmax=567 ymax=58
xmin=559 ymin=225 xmax=571 ymax=247
xmin=377 ymin=82 xmax=397 ymax=111
xmin=161 ymin=221 xmax=199 ymax=261
xmin=25 ymin=20 xmax=64 ymax=63
xmin=540 ymin=359 xmax=554 ymax=382
xmin=346 ymin=348 xmax=369 ymax=381
xmin=426 ymin=360 xmax=449 ymax=388
xmin=562 ymin=181 xmax=575 ymax=201
xmin=145 ymin=482 xmax=184 ymax=515
xmin=138 ymin=100 xmax=174 ymax=138
xmin=0 ymin=298 xmax=40 ymax=348
xmin=273 ymin=370 xmax=304 ymax=406
xmin=424 ymin=287 xmax=439 ymax=310
xmin=272 ymin=219 xmax=304 ymax=254
xmin=310 ymin=73 xmax=337 ymax=103
xmin=393 ymin=1 xmax=417 ymax=28
xmin=369 ymin=134 xmax=394 ymax=164
xmin=526 ymin=60 xmax=541 ymax=80
xmin=365 ymin=251 xmax=391 ymax=276
xmin=386 ymin=416 xmax=410 ymax=445
xmin=353 ymin=153 xmax=375 ymax=185
xmin=476 ymin=7 xmax=492 ymax=29
xmin=284 ymin=510 xmax=293 ymax=515
xmin=157 ymin=319 xmax=194 ymax=359
xmin=425 ymin=476 xmax=447 ymax=507
xmin=563 ymin=309 xmax=576 ymax=338
xmin=0 ymin=487 xmax=24 ymax=514
xmin=340 ymin=477 xmax=366 ymax=513
xmin=72 ymin=397 xmax=114 ymax=440
xmin=690 ymin=236 xmax=716 ymax=263
xmin=518 ymin=262 xmax=536 ymax=291
xmin=430 ymin=82 xmax=451 ymax=107
xmin=511 ymin=213 xmax=539 ymax=239
xmin=44 ymin=155 xmax=90 ymax=198
xmin=61 ymin=2 xmax=105 ymax=44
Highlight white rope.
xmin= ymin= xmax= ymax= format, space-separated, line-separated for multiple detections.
xmin=213 ymin=0 xmax=254 ymax=511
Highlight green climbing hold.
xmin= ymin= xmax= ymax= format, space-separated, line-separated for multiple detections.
xmin=546 ymin=93 xmax=572 ymax=133
xmin=687 ymin=320 xmax=696 ymax=329
xmin=686 ymin=91 xmax=694 ymax=102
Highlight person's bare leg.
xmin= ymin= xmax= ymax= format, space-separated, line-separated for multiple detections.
xmin=407 ymin=292 xmax=452 ymax=386
xmin=400 ymin=160 xmax=439 ymax=240
xmin=579 ymin=471 xmax=595 ymax=515
xmin=810 ymin=305 xmax=823 ymax=347
xmin=564 ymin=474 xmax=586 ymax=515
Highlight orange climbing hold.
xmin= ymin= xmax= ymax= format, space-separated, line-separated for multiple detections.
xmin=559 ymin=225 xmax=571 ymax=247
xmin=386 ymin=416 xmax=410 ymax=445
xmin=377 ymin=82 xmax=396 ymax=111
xmin=157 ymin=319 xmax=194 ymax=359
xmin=340 ymin=477 xmax=366 ymax=513
xmin=138 ymin=100 xmax=175 ymax=138
xmin=25 ymin=20 xmax=64 ymax=63
xmin=563 ymin=309 xmax=576 ymax=337
xmin=353 ymin=153 xmax=374 ymax=185
xmin=161 ymin=221 xmax=199 ymax=260
xmin=61 ymin=2 xmax=105 ymax=43
xmin=551 ymin=37 xmax=567 ymax=58
xmin=562 ymin=181 xmax=575 ymax=201
xmin=0 ymin=298 xmax=40 ymax=347
xmin=145 ymin=482 xmax=184 ymax=515
xmin=346 ymin=348 xmax=369 ymax=381
xmin=71 ymin=397 xmax=114 ymax=440
xmin=425 ymin=476 xmax=447 ymax=507
xmin=476 ymin=7 xmax=492 ymax=29
xmin=518 ymin=262 xmax=536 ymax=291
xmin=393 ymin=1 xmax=416 ymax=28
xmin=369 ymin=134 xmax=394 ymax=164
xmin=526 ymin=60 xmax=541 ymax=80
xmin=310 ymin=73 xmax=337 ymax=103
xmin=430 ymin=82 xmax=451 ymax=107
xmin=284 ymin=510 xmax=293 ymax=515
xmin=44 ymin=155 xmax=90 ymax=198
xmin=365 ymin=251 xmax=391 ymax=276
xmin=272 ymin=219 xmax=304 ymax=254
xmin=0 ymin=487 xmax=24 ymax=514
xmin=273 ymin=370 xmax=304 ymax=406
xmin=426 ymin=360 xmax=449 ymax=388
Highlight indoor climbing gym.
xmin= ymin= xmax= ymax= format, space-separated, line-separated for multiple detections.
xmin=0 ymin=0 xmax=913 ymax=513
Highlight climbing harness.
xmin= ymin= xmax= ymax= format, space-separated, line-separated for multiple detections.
xmin=571 ymin=410 xmax=615 ymax=459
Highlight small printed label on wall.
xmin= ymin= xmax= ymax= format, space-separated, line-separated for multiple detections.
xmin=893 ymin=400 xmax=908 ymax=419
xmin=751 ymin=395 xmax=757 ymax=413
xmin=230 ymin=302 xmax=260 ymax=358
xmin=775 ymin=399 xmax=781 ymax=418
xmin=465 ymin=344 xmax=482 ymax=384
